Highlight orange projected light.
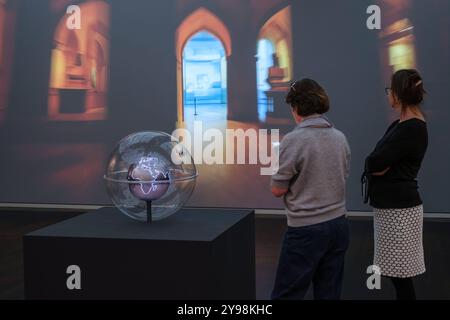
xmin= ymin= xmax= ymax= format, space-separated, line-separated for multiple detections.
xmin=257 ymin=5 xmax=293 ymax=124
xmin=388 ymin=35 xmax=417 ymax=71
xmin=48 ymin=0 xmax=110 ymax=121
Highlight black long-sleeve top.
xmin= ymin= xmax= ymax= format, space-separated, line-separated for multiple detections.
xmin=362 ymin=118 xmax=428 ymax=209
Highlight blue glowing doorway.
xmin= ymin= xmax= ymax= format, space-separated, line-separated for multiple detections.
xmin=182 ymin=31 xmax=227 ymax=122
xmin=256 ymin=39 xmax=275 ymax=122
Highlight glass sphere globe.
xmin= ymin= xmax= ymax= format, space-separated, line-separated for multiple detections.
xmin=104 ymin=131 xmax=197 ymax=222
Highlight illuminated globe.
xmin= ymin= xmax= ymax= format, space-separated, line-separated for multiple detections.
xmin=104 ymin=131 xmax=197 ymax=222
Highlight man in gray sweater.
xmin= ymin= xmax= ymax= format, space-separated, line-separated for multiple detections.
xmin=271 ymin=79 xmax=351 ymax=300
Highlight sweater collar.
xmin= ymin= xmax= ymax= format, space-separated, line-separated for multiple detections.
xmin=295 ymin=114 xmax=333 ymax=130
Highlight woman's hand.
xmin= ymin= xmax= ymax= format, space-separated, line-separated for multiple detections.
xmin=372 ymin=167 xmax=391 ymax=176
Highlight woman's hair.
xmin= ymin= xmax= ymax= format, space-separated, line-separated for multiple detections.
xmin=391 ymin=69 xmax=426 ymax=109
xmin=286 ymin=78 xmax=330 ymax=117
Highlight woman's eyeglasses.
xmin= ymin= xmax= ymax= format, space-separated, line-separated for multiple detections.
xmin=384 ymin=87 xmax=392 ymax=96
xmin=290 ymin=81 xmax=298 ymax=91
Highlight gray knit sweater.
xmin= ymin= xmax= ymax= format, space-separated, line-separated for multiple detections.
xmin=271 ymin=115 xmax=351 ymax=227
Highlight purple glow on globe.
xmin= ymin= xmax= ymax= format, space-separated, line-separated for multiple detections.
xmin=127 ymin=156 xmax=170 ymax=201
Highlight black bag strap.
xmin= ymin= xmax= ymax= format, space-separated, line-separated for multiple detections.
xmin=361 ymin=159 xmax=370 ymax=204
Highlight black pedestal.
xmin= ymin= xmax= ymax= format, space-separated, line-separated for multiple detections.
xmin=23 ymin=207 xmax=255 ymax=300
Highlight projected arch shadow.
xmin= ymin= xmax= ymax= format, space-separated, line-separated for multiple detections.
xmin=175 ymin=8 xmax=232 ymax=127
xmin=48 ymin=0 xmax=110 ymax=121
xmin=256 ymin=5 xmax=293 ymax=124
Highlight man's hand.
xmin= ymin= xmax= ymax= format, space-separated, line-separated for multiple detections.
xmin=372 ymin=167 xmax=390 ymax=176
xmin=271 ymin=187 xmax=288 ymax=198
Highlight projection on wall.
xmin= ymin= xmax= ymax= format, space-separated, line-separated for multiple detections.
xmin=182 ymin=31 xmax=228 ymax=124
xmin=0 ymin=0 xmax=449 ymax=213
xmin=48 ymin=0 xmax=110 ymax=121
xmin=175 ymin=7 xmax=233 ymax=128
xmin=0 ymin=0 xmax=16 ymax=124
xmin=256 ymin=6 xmax=293 ymax=124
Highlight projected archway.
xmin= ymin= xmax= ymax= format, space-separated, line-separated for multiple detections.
xmin=175 ymin=8 xmax=232 ymax=126
xmin=256 ymin=6 xmax=293 ymax=123
xmin=48 ymin=0 xmax=110 ymax=121
xmin=256 ymin=39 xmax=275 ymax=122
xmin=182 ymin=31 xmax=227 ymax=124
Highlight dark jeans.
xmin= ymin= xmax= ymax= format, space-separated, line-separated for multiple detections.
xmin=271 ymin=215 xmax=350 ymax=300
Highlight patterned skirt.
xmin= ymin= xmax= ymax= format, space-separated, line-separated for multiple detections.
xmin=373 ymin=205 xmax=426 ymax=278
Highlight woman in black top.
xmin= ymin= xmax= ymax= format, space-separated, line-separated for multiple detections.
xmin=362 ymin=69 xmax=428 ymax=300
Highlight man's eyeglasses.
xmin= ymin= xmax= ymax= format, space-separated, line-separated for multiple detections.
xmin=385 ymin=87 xmax=392 ymax=96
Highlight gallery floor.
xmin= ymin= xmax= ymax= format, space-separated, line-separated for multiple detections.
xmin=0 ymin=209 xmax=449 ymax=300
